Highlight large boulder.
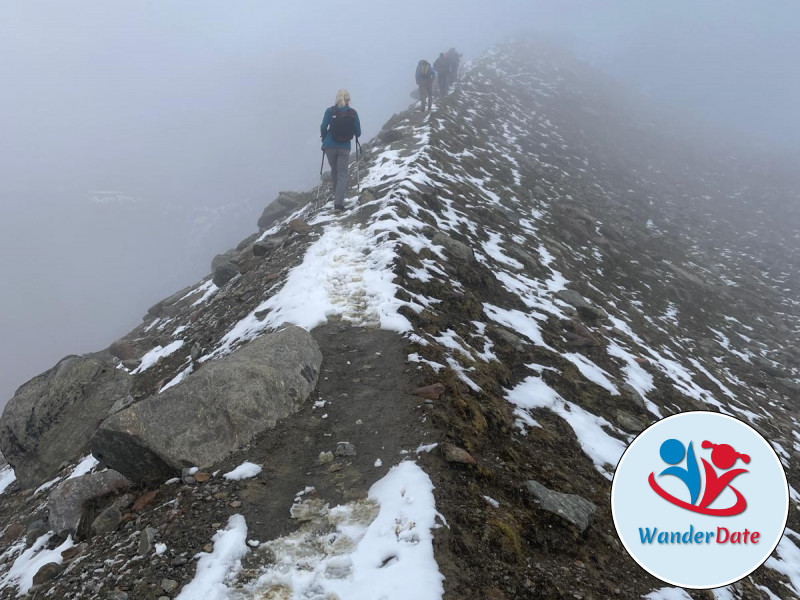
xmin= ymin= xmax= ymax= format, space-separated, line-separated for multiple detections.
xmin=47 ymin=470 xmax=130 ymax=536
xmin=257 ymin=192 xmax=307 ymax=230
xmin=0 ymin=357 xmax=132 ymax=488
xmin=211 ymin=254 xmax=240 ymax=288
xmin=90 ymin=325 xmax=322 ymax=483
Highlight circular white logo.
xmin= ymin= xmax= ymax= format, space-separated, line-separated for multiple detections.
xmin=611 ymin=411 xmax=789 ymax=589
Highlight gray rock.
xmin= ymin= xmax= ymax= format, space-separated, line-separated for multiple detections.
xmin=620 ymin=384 xmax=647 ymax=410
xmin=487 ymin=325 xmax=526 ymax=352
xmin=257 ymin=192 xmax=306 ymax=230
xmin=335 ymin=442 xmax=357 ymax=457
xmin=107 ymin=591 xmax=130 ymax=600
xmin=524 ymin=480 xmax=596 ymax=532
xmin=0 ymin=356 xmax=132 ymax=488
xmin=555 ymin=289 xmax=608 ymax=320
xmin=47 ymin=470 xmax=131 ymax=535
xmin=614 ymin=410 xmax=644 ymax=434
xmin=161 ymin=579 xmax=179 ymax=593
xmin=432 ymin=232 xmax=474 ymax=263
xmin=138 ymin=526 xmax=157 ymax=556
xmin=253 ymin=235 xmax=286 ymax=257
xmin=211 ymin=255 xmax=239 ymax=288
xmin=91 ymin=506 xmax=122 ymax=535
xmin=32 ymin=562 xmax=63 ymax=586
xmin=91 ymin=325 xmax=322 ymax=483
xmin=25 ymin=520 xmax=49 ymax=546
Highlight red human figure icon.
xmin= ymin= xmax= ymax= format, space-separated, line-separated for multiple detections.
xmin=698 ymin=441 xmax=750 ymax=511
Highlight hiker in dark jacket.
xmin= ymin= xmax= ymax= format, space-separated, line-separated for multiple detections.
xmin=447 ymin=48 xmax=461 ymax=88
xmin=320 ymin=89 xmax=361 ymax=211
xmin=434 ymin=53 xmax=449 ymax=97
xmin=415 ymin=60 xmax=435 ymax=112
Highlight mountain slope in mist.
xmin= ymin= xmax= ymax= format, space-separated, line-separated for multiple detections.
xmin=0 ymin=39 xmax=798 ymax=600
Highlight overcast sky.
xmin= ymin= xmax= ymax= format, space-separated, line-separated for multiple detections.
xmin=1 ymin=0 xmax=798 ymax=406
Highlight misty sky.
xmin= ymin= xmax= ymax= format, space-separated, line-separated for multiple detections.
xmin=1 ymin=0 xmax=799 ymax=407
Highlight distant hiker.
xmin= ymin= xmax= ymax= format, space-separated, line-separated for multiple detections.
xmin=447 ymin=48 xmax=461 ymax=87
xmin=415 ymin=59 xmax=435 ymax=112
xmin=434 ymin=52 xmax=449 ymax=97
xmin=320 ymin=89 xmax=361 ymax=211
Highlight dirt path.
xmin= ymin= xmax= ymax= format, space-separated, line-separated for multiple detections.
xmin=216 ymin=321 xmax=438 ymax=542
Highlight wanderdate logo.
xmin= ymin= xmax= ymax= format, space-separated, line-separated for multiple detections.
xmin=648 ymin=438 xmax=750 ymax=516
xmin=612 ymin=412 xmax=788 ymax=589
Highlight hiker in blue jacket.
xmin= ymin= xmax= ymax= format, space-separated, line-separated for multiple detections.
xmin=320 ymin=89 xmax=361 ymax=211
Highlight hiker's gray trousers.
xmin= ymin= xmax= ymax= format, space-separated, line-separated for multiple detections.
xmin=325 ymin=147 xmax=351 ymax=207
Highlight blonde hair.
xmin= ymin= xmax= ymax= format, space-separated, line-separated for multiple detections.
xmin=335 ymin=89 xmax=351 ymax=107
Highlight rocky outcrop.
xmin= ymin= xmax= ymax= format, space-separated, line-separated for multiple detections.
xmin=90 ymin=325 xmax=322 ymax=483
xmin=257 ymin=191 xmax=308 ymax=230
xmin=47 ymin=470 xmax=131 ymax=535
xmin=0 ymin=357 xmax=132 ymax=488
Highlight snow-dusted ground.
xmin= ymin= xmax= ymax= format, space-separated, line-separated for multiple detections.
xmin=227 ymin=461 xmax=444 ymax=600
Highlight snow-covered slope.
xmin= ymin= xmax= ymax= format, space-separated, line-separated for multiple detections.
xmin=1 ymin=39 xmax=798 ymax=600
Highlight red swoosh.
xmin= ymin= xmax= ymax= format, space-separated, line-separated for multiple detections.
xmin=648 ymin=472 xmax=747 ymax=516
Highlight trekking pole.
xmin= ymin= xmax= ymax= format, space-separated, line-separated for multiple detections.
xmin=355 ymin=137 xmax=360 ymax=193
xmin=314 ymin=150 xmax=325 ymax=211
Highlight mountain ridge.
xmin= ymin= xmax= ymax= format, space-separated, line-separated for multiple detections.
xmin=0 ymin=38 xmax=798 ymax=599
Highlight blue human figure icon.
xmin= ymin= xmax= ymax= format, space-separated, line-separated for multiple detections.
xmin=658 ymin=439 xmax=701 ymax=505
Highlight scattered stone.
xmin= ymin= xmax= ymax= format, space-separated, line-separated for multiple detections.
xmin=318 ymin=451 xmax=334 ymax=464
xmin=620 ymin=384 xmax=647 ymax=410
xmin=171 ymin=556 xmax=188 ymax=567
xmin=488 ymin=325 xmax=526 ymax=352
xmin=432 ymin=232 xmax=475 ymax=263
xmin=556 ymin=289 xmax=608 ymax=321
xmin=524 ymin=480 xmax=597 ymax=532
xmin=253 ymin=236 xmax=285 ymax=257
xmin=91 ymin=506 xmax=122 ymax=535
xmin=0 ymin=355 xmax=132 ymax=488
xmin=335 ymin=442 xmax=357 ymax=457
xmin=614 ymin=410 xmax=644 ymax=434
xmin=138 ymin=527 xmax=157 ymax=556
xmin=25 ymin=520 xmax=49 ymax=546
xmin=183 ymin=476 xmax=197 ymax=485
xmin=441 ymin=443 xmax=477 ymax=465
xmin=202 ymin=543 xmax=214 ymax=553
xmin=412 ymin=383 xmax=446 ymax=400
xmin=287 ymin=218 xmax=312 ymax=235
xmin=1 ymin=521 xmax=24 ymax=545
xmin=132 ymin=490 xmax=159 ymax=512
xmin=230 ymin=501 xmax=242 ymax=508
xmin=61 ymin=545 xmax=84 ymax=562
xmin=121 ymin=359 xmax=141 ymax=371
xmin=161 ymin=579 xmax=179 ymax=593
xmin=194 ymin=472 xmax=211 ymax=483
xmin=91 ymin=325 xmax=322 ymax=483
xmin=47 ymin=470 xmax=131 ymax=535
xmin=32 ymin=562 xmax=63 ymax=586
xmin=107 ymin=590 xmax=129 ymax=600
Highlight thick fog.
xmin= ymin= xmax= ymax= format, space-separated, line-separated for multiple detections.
xmin=1 ymin=0 xmax=798 ymax=407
